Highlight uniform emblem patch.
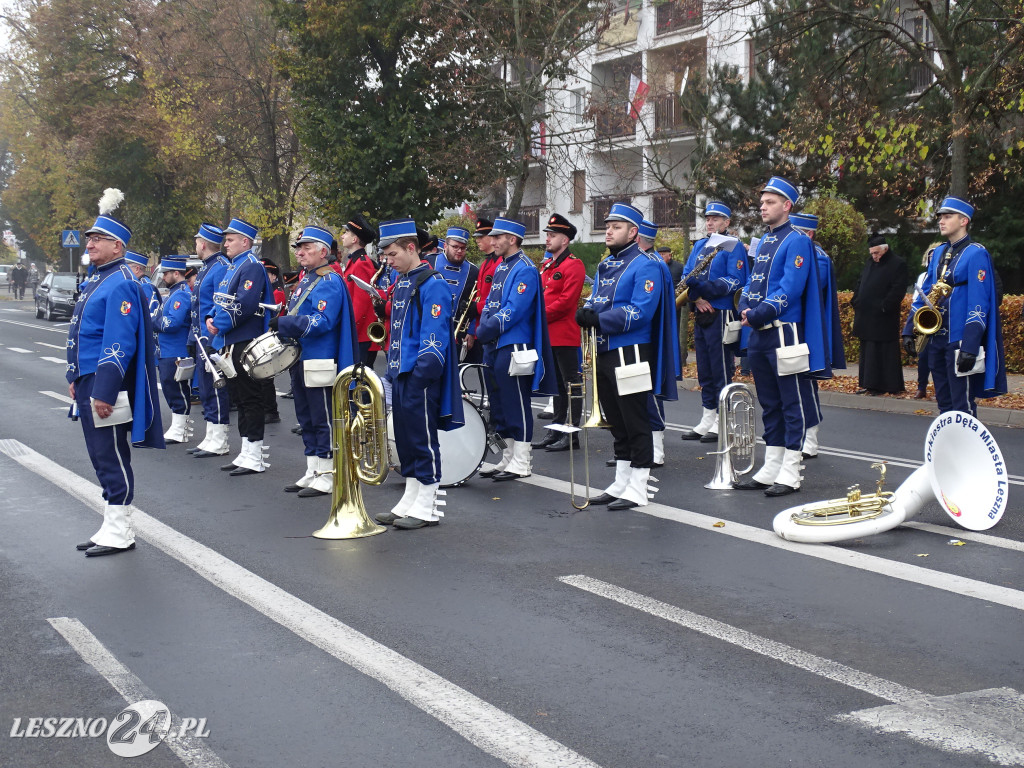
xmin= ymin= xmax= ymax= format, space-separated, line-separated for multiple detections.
xmin=643 ymin=280 xmax=654 ymax=293
xmin=794 ymin=256 xmax=804 ymax=268
xmin=553 ymin=272 xmax=562 ymax=281
xmin=485 ymin=275 xmax=493 ymax=284
xmin=978 ymin=269 xmax=986 ymax=282
xmin=517 ymin=282 xmax=526 ymax=294
xmin=173 ymin=301 xmax=181 ymax=310
xmin=317 ymin=300 xmax=327 ymax=311
xmin=431 ymin=303 xmax=441 ymax=318
xmin=120 ymin=301 xmax=132 ymax=315
xmin=243 ymin=280 xmax=253 ymax=290
xmin=737 ymin=260 xmax=744 ymax=271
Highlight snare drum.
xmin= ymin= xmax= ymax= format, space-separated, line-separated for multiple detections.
xmin=240 ymin=331 xmax=301 ymax=380
xmin=386 ymin=398 xmax=488 ymax=487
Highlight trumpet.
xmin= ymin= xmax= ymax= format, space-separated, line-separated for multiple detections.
xmin=912 ymin=279 xmax=952 ymax=336
xmin=568 ymin=327 xmax=611 ymax=510
xmin=312 ymin=363 xmax=389 ymax=540
xmin=454 ymin=284 xmax=478 ymax=339
xmin=192 ymin=330 xmax=227 ymax=388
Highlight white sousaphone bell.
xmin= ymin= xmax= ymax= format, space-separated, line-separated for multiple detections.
xmin=773 ymin=411 xmax=1009 ymax=544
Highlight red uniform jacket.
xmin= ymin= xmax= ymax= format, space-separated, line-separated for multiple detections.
xmin=541 ymin=249 xmax=585 ymax=347
xmin=342 ymin=249 xmax=379 ymax=345
xmin=474 ymin=253 xmax=501 ymax=323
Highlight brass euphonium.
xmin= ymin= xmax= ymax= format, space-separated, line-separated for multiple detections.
xmin=312 ymin=363 xmax=389 ymax=539
xmin=912 ymin=278 xmax=953 ymax=336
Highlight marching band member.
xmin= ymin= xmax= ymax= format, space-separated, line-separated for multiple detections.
xmin=125 ymin=251 xmax=162 ymax=317
xmin=790 ymin=213 xmax=846 ymax=459
xmin=339 ymin=213 xmax=380 ymax=363
xmin=155 ymin=256 xmax=196 ymax=444
xmin=468 ymin=218 xmax=498 ymax=358
xmin=435 ymin=226 xmax=480 ymax=363
xmin=189 ymin=223 xmax=232 ymax=458
xmin=534 ymin=213 xmax=585 ymax=453
xmin=259 ymin=258 xmax=285 ymax=425
xmin=68 ymin=199 xmax=163 ymax=557
xmin=372 ymin=219 xmax=463 ymax=529
xmin=476 ymin=217 xmax=557 ymax=481
xmin=901 ymin=196 xmax=1006 ymax=415
xmin=272 ymin=226 xmax=359 ymax=497
xmin=576 ymin=203 xmax=677 ymax=510
xmin=208 ymin=218 xmax=275 ymax=476
xmin=678 ymin=202 xmax=750 ymax=443
xmin=734 ymin=177 xmax=827 ymax=497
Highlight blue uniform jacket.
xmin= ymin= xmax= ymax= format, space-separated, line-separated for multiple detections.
xmin=739 ymin=221 xmax=829 ymax=375
xmin=138 ymin=275 xmax=162 ymax=318
xmin=386 ymin=264 xmax=464 ymax=431
xmin=66 ymin=258 xmax=164 ymax=447
xmin=155 ymin=281 xmax=193 ymax=359
xmin=435 ymin=251 xmax=480 ymax=334
xmin=210 ymin=250 xmax=273 ymax=347
xmin=905 ymin=236 xmax=1006 ymax=397
xmin=683 ymin=237 xmax=750 ymax=310
xmin=587 ymin=242 xmax=678 ymax=400
xmin=191 ymin=253 xmax=229 ymax=346
xmin=276 ymin=265 xmax=359 ymax=369
xmin=810 ymin=242 xmax=846 ymax=377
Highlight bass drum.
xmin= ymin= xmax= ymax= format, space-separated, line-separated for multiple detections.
xmin=240 ymin=331 xmax=300 ymax=381
xmin=387 ymin=398 xmax=488 ymax=488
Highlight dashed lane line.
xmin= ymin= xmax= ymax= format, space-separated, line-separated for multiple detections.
xmin=34 ymin=341 xmax=65 ymax=350
xmin=7 ymin=347 xmax=31 ymax=353
xmin=0 ymin=317 xmax=67 ymax=334
xmin=40 ymin=356 xmax=66 ymax=364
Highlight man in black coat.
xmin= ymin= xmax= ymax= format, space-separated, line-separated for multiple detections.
xmin=851 ymin=234 xmax=909 ymax=394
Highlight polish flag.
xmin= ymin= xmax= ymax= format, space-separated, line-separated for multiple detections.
xmin=459 ymin=202 xmax=474 ymax=219
xmin=628 ymin=73 xmax=649 ymax=120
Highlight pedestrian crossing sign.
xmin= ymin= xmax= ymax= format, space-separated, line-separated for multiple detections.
xmin=62 ymin=230 xmax=80 ymax=248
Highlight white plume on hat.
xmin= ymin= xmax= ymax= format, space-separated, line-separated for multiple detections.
xmin=98 ymin=188 xmax=124 ymax=215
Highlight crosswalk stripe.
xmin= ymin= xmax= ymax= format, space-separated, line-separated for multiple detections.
xmin=7 ymin=347 xmax=31 ymax=353
xmin=40 ymin=356 xmax=66 ymax=364
xmin=34 ymin=341 xmax=65 ymax=350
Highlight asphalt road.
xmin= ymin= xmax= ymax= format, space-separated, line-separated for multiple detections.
xmin=0 ymin=297 xmax=1022 ymax=768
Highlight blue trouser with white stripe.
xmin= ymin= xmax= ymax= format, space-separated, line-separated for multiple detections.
xmin=158 ymin=358 xmax=191 ymax=415
xmin=483 ymin=345 xmax=534 ymax=442
xmin=73 ymin=373 xmax=134 ymax=505
xmin=800 ymin=378 xmax=822 ymax=428
xmin=694 ymin=311 xmax=732 ymax=410
xmin=647 ymin=395 xmax=665 ymax=430
xmin=290 ymin=366 xmax=333 ymax=458
xmin=392 ymin=373 xmax=442 ymax=484
xmin=196 ymin=365 xmax=230 ymax=424
xmin=748 ymin=324 xmax=817 ymax=450
xmin=926 ymin=334 xmax=974 ymax=416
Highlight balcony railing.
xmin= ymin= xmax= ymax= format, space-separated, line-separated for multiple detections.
xmin=520 ymin=207 xmax=541 ymax=235
xmin=656 ymin=0 xmax=702 ymax=35
xmin=595 ymin=109 xmax=635 ymax=140
xmin=652 ymin=194 xmax=693 ymax=229
xmin=592 ymin=198 xmax=629 ymax=231
xmin=653 ymin=94 xmax=693 ymax=136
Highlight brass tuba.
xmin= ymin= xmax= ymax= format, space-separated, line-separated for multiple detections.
xmin=312 ymin=363 xmax=389 ymax=539
xmin=568 ymin=327 xmax=611 ymax=509
xmin=704 ymin=383 xmax=756 ymax=489
xmin=912 ymin=278 xmax=952 ymax=336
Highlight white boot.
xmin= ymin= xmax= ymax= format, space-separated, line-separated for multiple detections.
xmin=604 ymin=460 xmax=632 ymax=497
xmin=774 ymin=449 xmax=804 ymax=490
xmin=481 ymin=441 xmax=514 ymax=474
xmin=705 ymin=410 xmax=720 ymax=437
xmin=653 ymin=430 xmax=666 ymax=465
xmin=91 ymin=504 xmax=134 ymax=549
xmin=752 ymin=445 xmax=786 ymax=485
xmin=202 ymin=423 xmax=230 ymax=455
xmin=300 ymin=456 xmax=333 ymax=494
xmin=395 ymin=482 xmax=442 ymax=527
xmin=539 ymin=396 xmax=555 ymax=417
xmin=193 ymin=421 xmax=213 ymax=452
xmin=391 ymin=476 xmax=420 ymax=516
xmin=288 ymin=455 xmax=317 ymax=491
xmin=501 ymin=440 xmax=532 ymax=477
xmin=227 ymin=438 xmax=249 ymax=468
xmin=695 ymin=407 xmax=717 ymax=435
xmin=802 ymin=425 xmax=819 ymax=458
xmin=617 ymin=467 xmax=656 ymax=507
xmin=234 ymin=439 xmax=269 ymax=472
xmin=163 ymin=413 xmax=189 ymax=444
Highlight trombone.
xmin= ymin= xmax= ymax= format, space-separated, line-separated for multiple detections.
xmin=568 ymin=327 xmax=610 ymax=509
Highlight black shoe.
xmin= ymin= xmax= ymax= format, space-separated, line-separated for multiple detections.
xmin=531 ymin=432 xmax=559 ymax=449
xmin=76 ymin=540 xmax=96 ymax=551
xmin=221 ymin=461 xmax=238 ymax=471
xmin=608 ymin=498 xmax=638 ymax=510
xmin=284 ymin=484 xmax=304 ymax=493
xmin=765 ymin=483 xmax=799 ymax=497
xmin=680 ymin=430 xmax=704 ymax=441
xmin=492 ymin=471 xmax=527 ymax=481
xmin=393 ymin=516 xmax=439 ymax=529
xmin=478 ymin=467 xmax=502 ymax=478
xmin=545 ymin=435 xmax=579 ymax=452
xmin=282 ymin=391 xmax=294 ymax=399
xmin=538 ymin=409 xmax=554 ymax=420
xmin=264 ymin=413 xmax=281 ymax=424
xmin=229 ymin=466 xmax=259 ymax=476
xmin=192 ymin=450 xmax=225 ymax=458
xmin=605 ymin=458 xmax=616 ymax=467
xmin=732 ymin=478 xmax=770 ymax=490
xmin=699 ymin=433 xmax=718 ymax=443
xmin=802 ymin=452 xmax=818 ymax=460
xmin=296 ymin=486 xmax=328 ymax=497
xmin=85 ymin=542 xmax=136 ymax=557
xmin=590 ymin=492 xmax=618 ymax=505
xmin=291 ymin=426 xmax=302 ymax=435
xmin=855 ymin=388 xmax=869 ymax=395
xmin=374 ymin=511 xmax=400 ymax=525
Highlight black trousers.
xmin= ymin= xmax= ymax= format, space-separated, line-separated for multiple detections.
xmin=597 ymin=343 xmax=653 ymax=467
xmin=551 ymin=345 xmax=583 ymax=426
xmin=227 ymin=343 xmax=265 ymax=441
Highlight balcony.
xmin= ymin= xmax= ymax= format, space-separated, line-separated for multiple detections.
xmin=652 ymin=193 xmax=694 ymax=229
xmin=594 ymin=109 xmax=635 ymax=140
xmin=653 ymin=94 xmax=694 ymax=136
xmin=656 ymin=0 xmax=702 ymax=36
xmin=520 ymin=207 xmax=541 ymax=235
xmin=592 ymin=198 xmax=629 ymax=232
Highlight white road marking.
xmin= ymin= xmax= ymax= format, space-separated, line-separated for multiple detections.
xmin=40 ymin=356 xmax=66 ymax=364
xmin=34 ymin=341 xmax=65 ymax=350
xmin=48 ymin=617 xmax=231 ymax=768
xmin=40 ymin=390 xmax=74 ymax=404
xmin=7 ymin=347 xmax=31 ymax=353
xmin=522 ymin=474 xmax=1024 ymax=613
xmin=0 ymin=317 xmax=67 ymax=334
xmin=562 ymin=575 xmax=1024 ymax=766
xmin=902 ymin=522 xmax=1024 ymax=553
xmin=0 ymin=440 xmax=601 ymax=768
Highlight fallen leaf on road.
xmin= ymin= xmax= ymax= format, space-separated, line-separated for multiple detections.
xmin=948 ymin=539 xmax=965 ymax=546
xmin=916 ymin=553 xmax=929 ymax=557
xmin=713 ymin=521 xmax=725 ymax=528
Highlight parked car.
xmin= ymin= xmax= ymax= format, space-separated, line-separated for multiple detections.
xmin=35 ymin=272 xmax=79 ymax=321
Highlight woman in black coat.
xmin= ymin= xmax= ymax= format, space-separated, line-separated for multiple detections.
xmin=851 ymin=235 xmax=909 ymax=394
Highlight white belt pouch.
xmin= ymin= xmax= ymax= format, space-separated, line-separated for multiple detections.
xmin=508 ymin=344 xmax=538 ymax=377
xmin=615 ymin=345 xmax=652 ymax=395
xmin=775 ymin=323 xmax=810 ymax=376
xmin=303 ymin=358 xmax=337 ymax=388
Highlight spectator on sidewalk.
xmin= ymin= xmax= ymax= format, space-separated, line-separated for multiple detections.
xmin=851 ymin=234 xmax=908 ymax=395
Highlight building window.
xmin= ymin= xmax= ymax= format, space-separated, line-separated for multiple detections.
xmin=905 ymin=15 xmax=933 ymax=95
xmin=656 ymin=0 xmax=702 ymax=35
xmin=652 ymin=193 xmax=693 ymax=229
xmin=570 ymin=90 xmax=587 ymax=125
xmin=572 ymin=171 xmax=586 ymax=214
xmin=592 ymin=197 xmax=628 ymax=231
xmin=520 ymin=207 xmax=541 ymax=235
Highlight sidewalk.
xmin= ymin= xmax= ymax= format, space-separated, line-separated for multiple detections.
xmin=680 ymin=361 xmax=1024 ymax=428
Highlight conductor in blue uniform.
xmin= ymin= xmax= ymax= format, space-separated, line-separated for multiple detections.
xmin=576 ymin=203 xmax=678 ymax=510
xmin=272 ymin=225 xmax=359 ymax=498
xmin=154 ymin=255 xmax=196 ymax=445
xmin=734 ymin=177 xmax=827 ymax=497
xmin=67 ymin=212 xmax=163 ymax=557
xmin=371 ymin=218 xmax=464 ymax=529
xmin=476 ymin=217 xmax=557 ymax=482
xmin=208 ymin=218 xmax=275 ymax=475
xmin=902 ymin=196 xmax=1006 ymax=415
